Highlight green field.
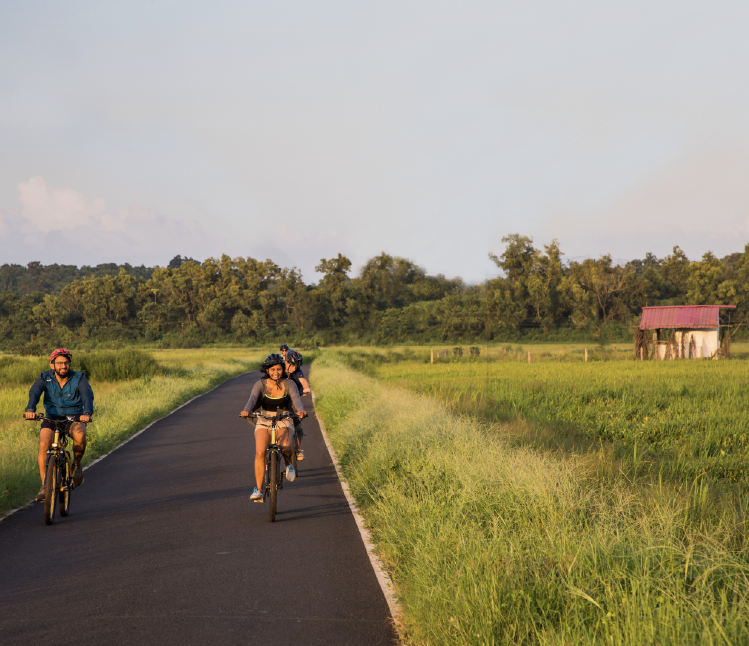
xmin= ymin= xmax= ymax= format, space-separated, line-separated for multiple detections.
xmin=312 ymin=347 xmax=749 ymax=644
xmin=338 ymin=344 xmax=749 ymax=486
xmin=0 ymin=348 xmax=264 ymax=516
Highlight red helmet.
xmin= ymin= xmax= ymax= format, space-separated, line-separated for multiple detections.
xmin=49 ymin=348 xmax=72 ymax=363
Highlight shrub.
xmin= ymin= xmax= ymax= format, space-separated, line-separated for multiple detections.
xmin=76 ymin=350 xmax=160 ymax=381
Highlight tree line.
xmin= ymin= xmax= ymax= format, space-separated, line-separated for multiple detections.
xmin=1 ymin=235 xmax=747 ymax=351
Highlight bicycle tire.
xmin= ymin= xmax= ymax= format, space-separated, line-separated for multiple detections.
xmin=59 ymin=453 xmax=71 ymax=517
xmin=44 ymin=456 xmax=58 ymax=525
xmin=269 ymin=451 xmax=278 ymax=522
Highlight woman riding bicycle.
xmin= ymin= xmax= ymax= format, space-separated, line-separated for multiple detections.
xmin=240 ymin=353 xmax=306 ymax=502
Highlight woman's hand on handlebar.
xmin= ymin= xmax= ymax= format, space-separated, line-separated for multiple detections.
xmin=240 ymin=410 xmax=250 ymax=418
xmin=297 ymin=411 xmax=308 ymax=419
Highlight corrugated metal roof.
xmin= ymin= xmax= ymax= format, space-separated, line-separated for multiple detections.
xmin=639 ymin=305 xmax=736 ymax=330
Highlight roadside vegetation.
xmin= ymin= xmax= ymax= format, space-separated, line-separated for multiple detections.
xmin=343 ymin=343 xmax=749 ymax=486
xmin=312 ymin=349 xmax=749 ymax=644
xmin=0 ymin=348 xmax=263 ymax=517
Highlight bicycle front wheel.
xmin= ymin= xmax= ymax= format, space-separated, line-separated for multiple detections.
xmin=59 ymin=453 xmax=71 ymax=517
xmin=269 ymin=451 xmax=278 ymax=522
xmin=44 ymin=456 xmax=58 ymax=525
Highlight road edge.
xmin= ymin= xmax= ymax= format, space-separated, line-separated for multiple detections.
xmin=0 ymin=371 xmax=255 ymax=525
xmin=311 ymin=390 xmax=404 ymax=640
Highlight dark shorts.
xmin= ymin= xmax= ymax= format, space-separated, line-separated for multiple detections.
xmin=41 ymin=419 xmax=86 ymax=434
xmin=293 ymin=418 xmax=304 ymax=437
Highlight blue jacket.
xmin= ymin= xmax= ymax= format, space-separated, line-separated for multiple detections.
xmin=26 ymin=370 xmax=94 ymax=417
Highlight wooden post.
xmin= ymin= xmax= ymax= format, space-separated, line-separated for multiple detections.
xmin=699 ymin=346 xmax=703 ymax=359
xmin=640 ymin=347 xmax=643 ymax=361
xmin=503 ymin=347 xmax=507 ymax=356
xmin=181 ymin=321 xmax=184 ymax=345
xmin=584 ymin=348 xmax=588 ymax=362
xmin=430 ymin=349 xmax=434 ymax=364
xmin=652 ymin=332 xmax=657 ymax=360
xmin=527 ymin=350 xmax=531 ymax=363
xmin=614 ymin=344 xmax=617 ymax=360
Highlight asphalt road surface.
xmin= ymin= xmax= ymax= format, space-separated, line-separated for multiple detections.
xmin=0 ymin=368 xmax=397 ymax=645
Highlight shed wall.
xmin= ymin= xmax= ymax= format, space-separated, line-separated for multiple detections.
xmin=654 ymin=328 xmax=719 ymax=359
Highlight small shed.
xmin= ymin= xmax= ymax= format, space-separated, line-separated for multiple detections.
xmin=636 ymin=305 xmax=736 ymax=359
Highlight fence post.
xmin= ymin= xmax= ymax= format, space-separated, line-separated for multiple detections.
xmin=431 ymin=349 xmax=434 ymax=364
xmin=585 ymin=348 xmax=588 ymax=362
xmin=614 ymin=344 xmax=617 ymax=360
xmin=640 ymin=347 xmax=643 ymax=361
xmin=527 ymin=350 xmax=531 ymax=364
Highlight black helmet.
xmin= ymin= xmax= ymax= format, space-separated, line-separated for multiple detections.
xmin=280 ymin=344 xmax=290 ymax=352
xmin=286 ymin=350 xmax=303 ymax=367
xmin=261 ymin=353 xmax=287 ymax=377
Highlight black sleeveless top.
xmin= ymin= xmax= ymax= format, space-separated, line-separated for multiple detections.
xmin=260 ymin=379 xmax=291 ymax=412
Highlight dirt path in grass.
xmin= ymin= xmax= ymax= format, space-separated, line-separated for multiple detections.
xmin=0 ymin=368 xmax=397 ymax=646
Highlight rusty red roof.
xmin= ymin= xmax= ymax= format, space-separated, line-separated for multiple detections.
xmin=639 ymin=305 xmax=736 ymax=330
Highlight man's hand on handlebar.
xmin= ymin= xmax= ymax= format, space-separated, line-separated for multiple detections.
xmin=24 ymin=411 xmax=36 ymax=420
xmin=79 ymin=415 xmax=91 ymax=423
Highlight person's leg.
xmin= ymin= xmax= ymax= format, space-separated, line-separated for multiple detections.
xmin=276 ymin=422 xmax=293 ymax=466
xmin=37 ymin=426 xmax=54 ymax=482
xmin=69 ymin=422 xmax=87 ymax=466
xmin=254 ymin=426 xmax=271 ymax=490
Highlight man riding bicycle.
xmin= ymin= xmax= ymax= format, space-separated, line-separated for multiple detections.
xmin=240 ymin=353 xmax=306 ymax=502
xmin=24 ymin=348 xmax=93 ymax=502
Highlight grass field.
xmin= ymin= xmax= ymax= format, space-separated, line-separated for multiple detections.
xmin=337 ymin=344 xmax=749 ymax=487
xmin=0 ymin=348 xmax=263 ymax=517
xmin=312 ymin=351 xmax=749 ymax=645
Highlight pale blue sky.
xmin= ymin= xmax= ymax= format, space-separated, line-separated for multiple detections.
xmin=2 ymin=1 xmax=748 ymax=282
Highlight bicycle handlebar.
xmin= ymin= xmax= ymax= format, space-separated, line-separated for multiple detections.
xmin=24 ymin=414 xmax=92 ymax=423
xmin=239 ymin=411 xmax=298 ymax=421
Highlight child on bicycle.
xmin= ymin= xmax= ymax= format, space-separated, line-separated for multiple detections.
xmin=240 ymin=353 xmax=306 ymax=502
xmin=284 ymin=350 xmax=309 ymax=461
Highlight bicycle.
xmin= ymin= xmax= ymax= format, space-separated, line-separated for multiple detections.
xmin=25 ymin=414 xmax=87 ymax=525
xmin=242 ymin=410 xmax=296 ymax=522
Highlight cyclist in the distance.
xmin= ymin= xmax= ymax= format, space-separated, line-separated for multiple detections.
xmin=285 ymin=350 xmax=310 ymax=395
xmin=24 ymin=348 xmax=94 ymax=502
xmin=279 ymin=344 xmax=290 ymax=359
xmin=240 ymin=353 xmax=306 ymax=502
xmin=284 ymin=350 xmax=310 ymax=461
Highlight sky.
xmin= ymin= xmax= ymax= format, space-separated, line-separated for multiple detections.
xmin=1 ymin=1 xmax=748 ymax=283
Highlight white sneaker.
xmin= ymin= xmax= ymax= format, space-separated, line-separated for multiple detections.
xmin=286 ymin=465 xmax=296 ymax=482
xmin=250 ymin=487 xmax=263 ymax=502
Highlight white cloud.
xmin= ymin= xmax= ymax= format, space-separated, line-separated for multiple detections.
xmin=1 ymin=177 xmax=215 ymax=266
xmin=18 ymin=176 xmax=105 ymax=232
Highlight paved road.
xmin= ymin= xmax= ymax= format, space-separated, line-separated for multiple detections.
xmin=0 ymin=369 xmax=397 ymax=645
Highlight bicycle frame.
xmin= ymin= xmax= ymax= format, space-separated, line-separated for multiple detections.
xmin=26 ymin=414 xmax=87 ymax=524
xmin=242 ymin=410 xmax=296 ymax=521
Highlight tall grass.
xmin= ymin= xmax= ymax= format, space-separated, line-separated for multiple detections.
xmin=0 ymin=348 xmax=265 ymax=515
xmin=312 ymin=353 xmax=749 ymax=644
xmin=0 ymin=349 xmax=160 ymax=384
xmin=345 ymin=353 xmax=749 ymax=488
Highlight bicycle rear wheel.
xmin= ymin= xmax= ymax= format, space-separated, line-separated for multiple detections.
xmin=269 ymin=451 xmax=278 ymax=522
xmin=59 ymin=453 xmax=71 ymax=517
xmin=44 ymin=457 xmax=58 ymax=525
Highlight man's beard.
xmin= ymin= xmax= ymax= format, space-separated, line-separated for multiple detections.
xmin=54 ymin=367 xmax=69 ymax=378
